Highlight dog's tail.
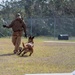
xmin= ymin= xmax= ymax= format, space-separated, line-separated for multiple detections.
xmin=22 ymin=42 xmax=25 ymax=48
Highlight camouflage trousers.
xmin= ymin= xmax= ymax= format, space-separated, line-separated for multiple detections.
xmin=12 ymin=31 xmax=23 ymax=53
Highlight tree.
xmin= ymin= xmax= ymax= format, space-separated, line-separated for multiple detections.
xmin=0 ymin=0 xmax=75 ymax=37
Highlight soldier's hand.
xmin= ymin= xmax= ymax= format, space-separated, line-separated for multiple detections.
xmin=24 ymin=33 xmax=27 ymax=38
xmin=3 ymin=25 xmax=6 ymax=28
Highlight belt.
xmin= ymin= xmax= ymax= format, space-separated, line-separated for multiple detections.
xmin=13 ymin=30 xmax=23 ymax=32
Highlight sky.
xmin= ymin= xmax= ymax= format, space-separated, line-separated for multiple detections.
xmin=0 ymin=0 xmax=10 ymax=3
xmin=0 ymin=0 xmax=3 ymax=3
xmin=0 ymin=0 xmax=19 ymax=3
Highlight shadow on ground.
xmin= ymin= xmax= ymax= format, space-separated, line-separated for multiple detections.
xmin=0 ymin=53 xmax=14 ymax=56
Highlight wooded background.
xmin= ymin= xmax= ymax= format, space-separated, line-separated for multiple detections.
xmin=0 ymin=0 xmax=75 ymax=37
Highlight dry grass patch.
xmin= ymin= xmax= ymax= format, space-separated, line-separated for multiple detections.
xmin=0 ymin=37 xmax=75 ymax=75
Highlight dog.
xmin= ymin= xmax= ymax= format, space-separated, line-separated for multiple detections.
xmin=18 ymin=36 xmax=34 ymax=56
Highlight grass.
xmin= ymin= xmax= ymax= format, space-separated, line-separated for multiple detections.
xmin=0 ymin=37 xmax=75 ymax=75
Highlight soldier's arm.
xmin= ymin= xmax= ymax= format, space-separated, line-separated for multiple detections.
xmin=3 ymin=20 xmax=14 ymax=28
xmin=22 ymin=21 xmax=27 ymax=37
xmin=22 ymin=21 xmax=27 ymax=33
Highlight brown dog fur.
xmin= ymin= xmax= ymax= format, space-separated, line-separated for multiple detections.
xmin=18 ymin=36 xmax=34 ymax=56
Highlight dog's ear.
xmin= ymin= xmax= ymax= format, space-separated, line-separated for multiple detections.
xmin=29 ymin=36 xmax=31 ymax=39
xmin=32 ymin=36 xmax=34 ymax=39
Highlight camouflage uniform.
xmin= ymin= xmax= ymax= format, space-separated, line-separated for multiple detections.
xmin=4 ymin=17 xmax=26 ymax=54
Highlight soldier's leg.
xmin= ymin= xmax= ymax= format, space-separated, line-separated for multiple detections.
xmin=12 ymin=36 xmax=17 ymax=54
xmin=15 ymin=36 xmax=21 ymax=53
xmin=12 ymin=36 xmax=17 ymax=46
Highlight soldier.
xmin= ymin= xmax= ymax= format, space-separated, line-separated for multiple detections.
xmin=3 ymin=13 xmax=27 ymax=54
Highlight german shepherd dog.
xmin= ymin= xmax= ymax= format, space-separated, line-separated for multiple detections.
xmin=18 ymin=36 xmax=34 ymax=56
